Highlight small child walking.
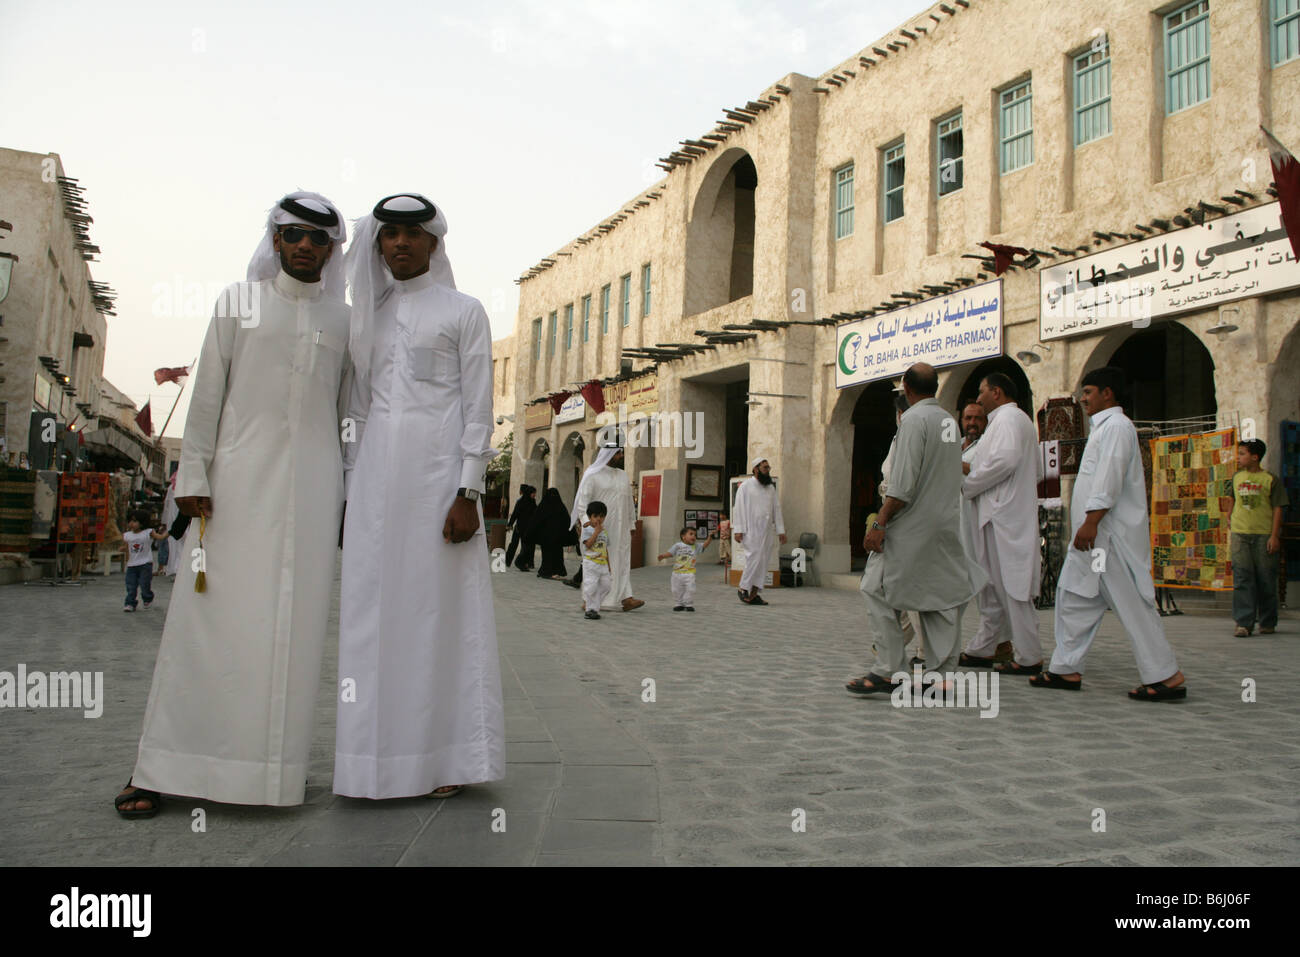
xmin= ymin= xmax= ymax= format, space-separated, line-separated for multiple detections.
xmin=658 ymin=526 xmax=716 ymax=611
xmin=581 ymin=501 xmax=611 ymax=620
xmin=121 ymin=511 xmax=169 ymax=612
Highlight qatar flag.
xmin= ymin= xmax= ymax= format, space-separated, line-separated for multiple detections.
xmin=1262 ymin=126 xmax=1300 ymax=263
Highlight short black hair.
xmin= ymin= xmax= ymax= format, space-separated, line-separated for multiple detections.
xmin=1239 ymin=439 xmax=1266 ymax=460
xmin=902 ymin=364 xmax=938 ymax=397
xmin=680 ymin=526 xmax=696 ymax=537
xmin=894 ymin=393 xmax=910 ymax=414
xmin=982 ymin=372 xmax=1018 ymax=401
xmin=1081 ymin=365 xmax=1127 ymax=403
xmin=587 ymin=500 xmax=607 ymax=518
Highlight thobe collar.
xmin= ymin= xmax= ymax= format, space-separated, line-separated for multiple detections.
xmin=987 ymin=401 xmax=1016 ymax=423
xmin=393 ymin=270 xmax=437 ymax=295
xmin=1089 ymin=405 xmax=1122 ymax=428
xmin=273 ymin=269 xmax=325 ymax=301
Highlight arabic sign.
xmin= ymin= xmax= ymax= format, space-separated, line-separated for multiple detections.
xmin=555 ymin=394 xmax=586 ymax=425
xmin=603 ymin=374 xmax=658 ymax=413
xmin=1040 ymin=201 xmax=1300 ymax=340
xmin=834 ymin=279 xmax=1003 ymax=389
xmin=524 ymin=402 xmax=551 ymax=431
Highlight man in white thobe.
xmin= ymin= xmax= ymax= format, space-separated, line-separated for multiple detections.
xmin=960 ymin=372 xmax=1043 ymax=673
xmin=1035 ymin=366 xmax=1187 ymax=700
xmin=848 ymin=364 xmax=986 ymax=694
xmin=335 ymin=194 xmax=504 ymax=799
xmin=957 ymin=400 xmax=986 ymax=563
xmin=732 ymin=456 xmax=785 ymax=605
xmin=570 ymin=444 xmax=644 ymax=612
xmin=119 ymin=192 xmax=350 ymax=814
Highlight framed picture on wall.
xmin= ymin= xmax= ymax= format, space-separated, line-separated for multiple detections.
xmin=685 ymin=464 xmax=723 ymax=501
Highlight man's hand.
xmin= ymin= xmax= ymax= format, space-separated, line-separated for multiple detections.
xmin=778 ymin=533 xmax=787 ymax=545
xmin=443 ymin=495 xmax=479 ymax=544
xmin=962 ymin=462 xmax=971 ymax=475
xmin=177 ymin=496 xmax=212 ymax=518
xmin=1072 ymin=515 xmax=1101 ymax=551
xmin=733 ymin=532 xmax=743 ymax=544
xmin=863 ymin=526 xmax=884 ymax=554
xmin=1267 ymin=534 xmax=1281 ymax=555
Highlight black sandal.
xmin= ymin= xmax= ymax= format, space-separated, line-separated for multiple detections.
xmin=1128 ymin=681 xmax=1187 ymax=702
xmin=1028 ymin=671 xmax=1082 ymax=690
xmin=846 ymin=673 xmax=900 ymax=696
xmin=994 ymin=661 xmax=1043 ymax=676
xmin=114 ymin=779 xmax=162 ymax=819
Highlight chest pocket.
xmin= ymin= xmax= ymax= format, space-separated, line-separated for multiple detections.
xmin=309 ymin=328 xmax=347 ymax=377
xmin=409 ymin=329 xmax=459 ymax=383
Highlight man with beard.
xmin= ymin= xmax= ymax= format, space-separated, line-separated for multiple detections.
xmin=570 ymin=443 xmax=644 ymax=611
xmin=959 ymin=372 xmax=1043 ymax=674
xmin=336 ymin=193 xmax=504 ymax=799
xmin=117 ymin=191 xmax=350 ymax=816
xmin=732 ymin=456 xmax=786 ymax=606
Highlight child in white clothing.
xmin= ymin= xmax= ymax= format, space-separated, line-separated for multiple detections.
xmin=581 ymin=501 xmax=611 ymax=620
xmin=658 ymin=526 xmax=715 ymax=611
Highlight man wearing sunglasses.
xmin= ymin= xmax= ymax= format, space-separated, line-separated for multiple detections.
xmin=334 ymin=193 xmax=503 ymax=801
xmin=117 ymin=191 xmax=352 ymax=817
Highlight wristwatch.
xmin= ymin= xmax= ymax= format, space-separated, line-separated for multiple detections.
xmin=871 ymin=521 xmax=886 ymax=532
xmin=456 ymin=487 xmax=480 ymax=502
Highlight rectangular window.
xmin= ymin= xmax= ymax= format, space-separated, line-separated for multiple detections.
xmin=999 ymin=79 xmax=1034 ymax=173
xmin=1074 ymin=41 xmax=1112 ymax=145
xmin=620 ymin=274 xmax=632 ymax=326
xmin=936 ymin=113 xmax=963 ymax=196
xmin=547 ymin=311 xmax=556 ymax=356
xmin=581 ymin=294 xmax=591 ymax=342
xmin=834 ymin=163 xmax=855 ymax=238
xmin=1165 ymin=0 xmax=1210 ymax=114
xmin=642 ymin=263 xmax=652 ymax=317
xmin=1274 ymin=0 xmax=1300 ymax=66
xmin=532 ymin=318 xmax=542 ymax=361
xmin=564 ymin=303 xmax=573 ymax=350
xmin=601 ymin=284 xmax=611 ymax=334
xmin=883 ymin=142 xmax=905 ymax=223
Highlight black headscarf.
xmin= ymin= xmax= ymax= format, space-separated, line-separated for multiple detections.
xmin=526 ymin=487 xmax=572 ymax=546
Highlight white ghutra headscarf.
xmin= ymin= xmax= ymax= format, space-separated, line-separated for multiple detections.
xmin=345 ymin=193 xmax=455 ymax=389
xmin=245 ymin=191 xmax=348 ymax=299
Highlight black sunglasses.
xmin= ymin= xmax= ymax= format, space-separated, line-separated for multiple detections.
xmin=278 ymin=225 xmax=332 ymax=247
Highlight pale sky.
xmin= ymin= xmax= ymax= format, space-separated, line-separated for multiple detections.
xmin=1 ymin=0 xmax=922 ymax=436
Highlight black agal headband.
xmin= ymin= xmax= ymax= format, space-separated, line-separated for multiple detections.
xmin=278 ymin=196 xmax=339 ymax=228
xmin=373 ymin=193 xmax=437 ymax=224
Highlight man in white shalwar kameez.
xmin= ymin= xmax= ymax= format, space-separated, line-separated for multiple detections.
xmin=732 ymin=457 xmax=785 ymax=605
xmin=118 ymin=192 xmax=351 ymax=815
xmin=848 ymin=364 xmax=986 ymax=694
xmin=960 ymin=373 xmax=1043 ymax=673
xmin=570 ymin=444 xmax=644 ymax=612
xmin=1033 ymin=367 xmax=1187 ymax=700
xmin=335 ymin=194 xmax=504 ymax=799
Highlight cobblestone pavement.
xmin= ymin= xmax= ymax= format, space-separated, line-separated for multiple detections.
xmin=1 ymin=556 xmax=1296 ymax=866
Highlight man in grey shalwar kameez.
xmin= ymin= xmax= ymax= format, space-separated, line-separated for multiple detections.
xmin=848 ymin=364 xmax=986 ymax=694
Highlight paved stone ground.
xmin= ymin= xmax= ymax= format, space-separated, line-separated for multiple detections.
xmin=1 ymin=555 xmax=1296 ymax=866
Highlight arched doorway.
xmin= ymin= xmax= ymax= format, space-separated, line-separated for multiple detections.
xmin=848 ymin=380 xmax=900 ymax=570
xmin=1106 ymin=322 xmax=1215 ymax=422
xmin=524 ymin=436 xmax=550 ymax=496
xmin=684 ymin=150 xmax=757 ymax=316
xmin=555 ymin=431 xmax=584 ymax=510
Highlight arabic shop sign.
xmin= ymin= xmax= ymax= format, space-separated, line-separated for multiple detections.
xmin=834 ymin=278 xmax=1003 ymax=389
xmin=1040 ymin=201 xmax=1299 ymax=340
xmin=555 ymin=394 xmax=586 ymax=425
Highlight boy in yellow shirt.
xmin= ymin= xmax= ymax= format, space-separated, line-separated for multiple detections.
xmin=1228 ymin=439 xmax=1288 ymax=636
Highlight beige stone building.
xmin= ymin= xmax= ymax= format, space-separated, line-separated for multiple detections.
xmin=0 ymin=148 xmax=160 ymax=476
xmin=511 ymin=0 xmax=1300 ymax=578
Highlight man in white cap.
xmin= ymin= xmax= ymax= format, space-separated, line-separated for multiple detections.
xmin=117 ymin=191 xmax=351 ymax=816
xmin=570 ymin=443 xmax=645 ymax=611
xmin=335 ymin=193 xmax=505 ymax=800
xmin=732 ymin=456 xmax=785 ymax=605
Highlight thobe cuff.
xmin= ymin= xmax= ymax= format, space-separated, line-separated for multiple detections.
xmin=460 ymin=459 xmax=486 ymax=494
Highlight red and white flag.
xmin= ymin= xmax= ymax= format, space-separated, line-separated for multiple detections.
xmin=135 ymin=400 xmax=153 ymax=437
xmin=154 ymin=365 xmax=190 ymax=386
xmin=1262 ymin=126 xmax=1300 ymax=263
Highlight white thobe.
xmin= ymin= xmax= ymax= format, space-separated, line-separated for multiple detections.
xmin=860 ymin=398 xmax=985 ymax=675
xmin=1051 ymin=406 xmax=1178 ymax=683
xmin=335 ymin=271 xmax=504 ymax=799
xmin=133 ymin=271 xmax=350 ymax=806
xmin=160 ymin=483 xmax=183 ymax=576
xmin=732 ymin=477 xmax=784 ymax=592
xmin=959 ymin=438 xmax=980 ymax=562
xmin=962 ymin=403 xmax=1043 ymax=664
xmin=572 ymin=467 xmax=636 ymax=608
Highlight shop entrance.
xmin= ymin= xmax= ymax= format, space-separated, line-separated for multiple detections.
xmin=849 ymin=380 xmax=900 ymax=570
